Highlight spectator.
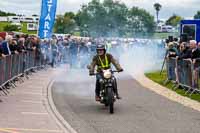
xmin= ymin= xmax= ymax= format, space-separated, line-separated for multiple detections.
xmin=177 ymin=42 xmax=189 ymax=60
xmin=51 ymin=39 xmax=58 ymax=67
xmin=173 ymin=37 xmax=179 ymax=49
xmin=198 ymin=42 xmax=200 ymax=49
xmin=167 ymin=42 xmax=178 ymax=58
xmin=0 ymin=36 xmax=4 ymax=44
xmin=1 ymin=35 xmax=12 ymax=55
xmin=79 ymin=42 xmax=89 ymax=68
xmin=18 ymin=37 xmax=26 ymax=53
xmin=40 ymin=39 xmax=49 ymax=64
xmin=0 ymin=37 xmax=5 ymax=57
xmin=9 ymin=39 xmax=19 ymax=54
xmin=189 ymin=40 xmax=200 ymax=87
xmin=189 ymin=40 xmax=200 ymax=60
xmin=69 ymin=39 xmax=78 ymax=68
xmin=34 ymin=37 xmax=42 ymax=66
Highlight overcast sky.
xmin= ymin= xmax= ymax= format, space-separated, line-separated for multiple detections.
xmin=0 ymin=0 xmax=199 ymax=19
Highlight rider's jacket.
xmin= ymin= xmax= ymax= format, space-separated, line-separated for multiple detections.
xmin=89 ymin=53 xmax=122 ymax=73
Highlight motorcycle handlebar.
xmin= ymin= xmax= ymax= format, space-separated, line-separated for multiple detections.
xmin=89 ymin=70 xmax=121 ymax=76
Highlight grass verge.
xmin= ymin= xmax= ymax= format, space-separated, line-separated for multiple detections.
xmin=152 ymin=32 xmax=179 ymax=39
xmin=145 ymin=71 xmax=200 ymax=102
xmin=0 ymin=22 xmax=37 ymax=34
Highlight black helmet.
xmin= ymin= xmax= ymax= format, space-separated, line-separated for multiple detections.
xmin=96 ymin=44 xmax=106 ymax=50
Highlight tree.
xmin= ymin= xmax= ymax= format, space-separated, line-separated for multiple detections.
xmin=0 ymin=10 xmax=16 ymax=16
xmin=54 ymin=15 xmax=76 ymax=34
xmin=3 ymin=25 xmax=19 ymax=31
xmin=76 ymin=0 xmax=129 ymax=37
xmin=128 ymin=7 xmax=155 ymax=36
xmin=64 ymin=12 xmax=75 ymax=19
xmin=194 ymin=11 xmax=200 ymax=19
xmin=56 ymin=0 xmax=156 ymax=37
xmin=153 ymin=3 xmax=162 ymax=23
xmin=103 ymin=0 xmax=128 ymax=36
xmin=76 ymin=0 xmax=108 ymax=37
xmin=166 ymin=14 xmax=182 ymax=26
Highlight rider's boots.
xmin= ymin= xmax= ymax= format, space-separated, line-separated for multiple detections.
xmin=95 ymin=80 xmax=101 ymax=101
xmin=115 ymin=89 xmax=122 ymax=99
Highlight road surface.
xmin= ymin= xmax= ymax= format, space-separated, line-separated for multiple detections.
xmin=52 ymin=69 xmax=200 ymax=133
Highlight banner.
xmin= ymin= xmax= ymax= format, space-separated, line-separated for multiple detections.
xmin=38 ymin=0 xmax=57 ymax=39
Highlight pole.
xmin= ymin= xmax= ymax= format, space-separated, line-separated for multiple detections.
xmin=37 ymin=0 xmax=43 ymax=37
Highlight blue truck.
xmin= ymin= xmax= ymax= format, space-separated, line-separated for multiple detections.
xmin=180 ymin=19 xmax=200 ymax=42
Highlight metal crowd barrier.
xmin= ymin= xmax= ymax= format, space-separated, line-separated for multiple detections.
xmin=165 ymin=57 xmax=176 ymax=83
xmin=165 ymin=57 xmax=200 ymax=96
xmin=190 ymin=59 xmax=200 ymax=95
xmin=0 ymin=51 xmax=46 ymax=95
xmin=177 ymin=59 xmax=193 ymax=90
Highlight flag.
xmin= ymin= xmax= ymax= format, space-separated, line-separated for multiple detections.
xmin=38 ymin=0 xmax=57 ymax=39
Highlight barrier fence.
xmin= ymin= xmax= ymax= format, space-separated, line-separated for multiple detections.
xmin=0 ymin=51 xmax=45 ymax=95
xmin=165 ymin=57 xmax=200 ymax=95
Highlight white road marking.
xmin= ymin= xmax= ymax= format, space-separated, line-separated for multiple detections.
xmin=21 ymin=112 xmax=48 ymax=115
xmin=20 ymin=92 xmax=43 ymax=95
xmin=21 ymin=100 xmax=42 ymax=104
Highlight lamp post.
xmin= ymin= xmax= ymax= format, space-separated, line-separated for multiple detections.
xmin=108 ymin=23 xmax=112 ymax=37
xmin=83 ymin=24 xmax=88 ymax=37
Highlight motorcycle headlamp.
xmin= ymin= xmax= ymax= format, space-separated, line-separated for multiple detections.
xmin=103 ymin=70 xmax=112 ymax=79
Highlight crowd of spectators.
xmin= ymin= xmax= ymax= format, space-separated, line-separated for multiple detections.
xmin=165 ymin=36 xmax=200 ymax=90
xmin=165 ymin=37 xmax=200 ymax=62
xmin=0 ymin=34 xmax=40 ymax=58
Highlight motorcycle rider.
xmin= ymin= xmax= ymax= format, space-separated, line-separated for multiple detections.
xmin=89 ymin=44 xmax=123 ymax=101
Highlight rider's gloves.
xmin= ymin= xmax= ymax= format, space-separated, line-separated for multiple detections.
xmin=89 ymin=72 xmax=95 ymax=76
xmin=118 ymin=69 xmax=123 ymax=72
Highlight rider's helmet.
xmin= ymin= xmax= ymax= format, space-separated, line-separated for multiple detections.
xmin=96 ymin=44 xmax=106 ymax=55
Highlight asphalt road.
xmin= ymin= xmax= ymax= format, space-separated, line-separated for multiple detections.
xmin=52 ymin=69 xmax=200 ymax=133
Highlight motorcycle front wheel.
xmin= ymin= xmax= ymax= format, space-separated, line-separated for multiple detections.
xmin=107 ymin=87 xmax=114 ymax=114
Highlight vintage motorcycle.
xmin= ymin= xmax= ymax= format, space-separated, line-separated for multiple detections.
xmin=90 ymin=69 xmax=119 ymax=114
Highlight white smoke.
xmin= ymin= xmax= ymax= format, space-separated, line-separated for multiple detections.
xmin=118 ymin=39 xmax=165 ymax=76
xmin=53 ymin=38 xmax=165 ymax=97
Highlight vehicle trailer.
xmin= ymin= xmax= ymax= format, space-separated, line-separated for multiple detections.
xmin=180 ymin=20 xmax=200 ymax=43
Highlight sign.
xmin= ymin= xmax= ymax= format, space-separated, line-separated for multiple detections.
xmin=38 ymin=0 xmax=57 ymax=38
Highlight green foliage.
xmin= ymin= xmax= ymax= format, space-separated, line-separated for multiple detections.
xmin=153 ymin=32 xmax=178 ymax=39
xmin=64 ymin=12 xmax=75 ymax=19
xmin=0 ymin=10 xmax=16 ymax=16
xmin=3 ymin=24 xmax=19 ymax=31
xmin=54 ymin=15 xmax=76 ymax=34
xmin=54 ymin=0 xmax=155 ymax=37
xmin=194 ymin=11 xmax=200 ymax=19
xmin=75 ymin=0 xmax=155 ymax=37
xmin=0 ymin=22 xmax=10 ymax=31
xmin=0 ymin=22 xmax=36 ymax=34
xmin=166 ymin=14 xmax=183 ymax=26
xmin=128 ymin=7 xmax=155 ymax=36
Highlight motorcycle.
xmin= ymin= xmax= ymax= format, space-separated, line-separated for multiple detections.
xmin=90 ymin=69 xmax=119 ymax=114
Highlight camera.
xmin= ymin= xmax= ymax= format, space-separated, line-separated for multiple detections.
xmin=165 ymin=39 xmax=169 ymax=44
xmin=168 ymin=36 xmax=174 ymax=42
